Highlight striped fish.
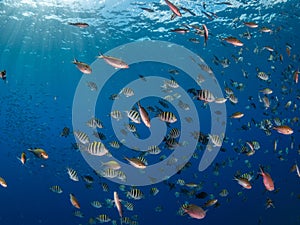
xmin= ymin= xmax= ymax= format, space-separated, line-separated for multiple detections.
xmin=158 ymin=111 xmax=177 ymax=123
xmin=124 ymin=201 xmax=134 ymax=211
xmin=86 ymin=117 xmax=103 ymax=128
xmin=109 ymin=141 xmax=121 ymax=149
xmin=147 ymin=145 xmax=161 ymax=155
xmin=96 ymin=214 xmax=111 ymax=223
xmin=110 ymin=110 xmax=122 ymax=121
xmin=85 ymin=141 xmax=108 ymax=156
xmin=227 ymin=94 xmax=238 ymax=104
xmin=127 ymin=188 xmax=144 ymax=200
xmin=197 ymin=89 xmax=215 ymax=102
xmin=117 ymin=170 xmax=127 ymax=182
xmin=67 ymin=167 xmax=79 ymax=181
xmin=257 ymin=72 xmax=269 ymax=81
xmin=100 ymin=168 xmax=119 ymax=178
xmin=150 ymin=187 xmax=159 ymax=196
xmin=168 ymin=128 xmax=180 ymax=138
xmin=91 ymin=200 xmax=102 ymax=208
xmin=125 ymin=123 xmax=137 ymax=133
xmin=74 ymin=131 xmax=90 ymax=144
xmin=49 ymin=185 xmax=63 ymax=194
xmin=120 ymin=87 xmax=134 ymax=97
xmin=209 ymin=134 xmax=223 ymax=147
xmin=126 ymin=110 xmax=141 ymax=124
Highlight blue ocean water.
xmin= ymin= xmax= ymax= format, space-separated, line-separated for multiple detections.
xmin=0 ymin=0 xmax=299 ymax=225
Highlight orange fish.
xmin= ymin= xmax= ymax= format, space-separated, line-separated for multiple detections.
xmin=273 ymin=125 xmax=293 ymax=135
xmin=72 ymin=58 xmax=92 ymax=74
xmin=98 ymin=53 xmax=129 ymax=69
xmin=70 ymin=193 xmax=80 ymax=209
xmin=286 ymin=47 xmax=291 ymax=57
xmin=113 ymin=191 xmax=123 ymax=218
xmin=259 ymin=166 xmax=274 ymax=191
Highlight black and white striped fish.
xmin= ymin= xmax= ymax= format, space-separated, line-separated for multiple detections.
xmin=158 ymin=111 xmax=177 ymax=123
xmin=85 ymin=141 xmax=108 ymax=156
xmin=74 ymin=131 xmax=90 ymax=144
xmin=67 ymin=167 xmax=79 ymax=181
xmin=127 ymin=188 xmax=144 ymax=200
xmin=126 ymin=110 xmax=141 ymax=124
xmin=197 ymin=89 xmax=215 ymax=102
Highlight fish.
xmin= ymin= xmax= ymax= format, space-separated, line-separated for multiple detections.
xmin=183 ymin=204 xmax=206 ymax=219
xmin=91 ymin=200 xmax=102 ymax=208
xmin=219 ymin=189 xmax=229 ymax=197
xmin=49 ymin=185 xmax=63 ymax=194
xmin=0 ymin=70 xmax=6 ymax=81
xmin=259 ymin=166 xmax=275 ymax=191
xmin=69 ymin=193 xmax=80 ymax=209
xmin=73 ymin=210 xmax=84 ymax=218
xmin=72 ymin=58 xmax=92 ymax=74
xmin=60 ymin=127 xmax=70 ymax=137
xmin=234 ymin=173 xmax=252 ymax=189
xmin=0 ymin=177 xmax=7 ymax=188
xmin=197 ymin=89 xmax=215 ymax=103
xmin=296 ymin=164 xmax=300 ymax=178
xmin=230 ymin=112 xmax=244 ymax=119
xmin=119 ymin=87 xmax=134 ymax=97
xmin=150 ymin=187 xmax=159 ymax=196
xmin=257 ymin=72 xmax=269 ymax=81
xmin=127 ymin=188 xmax=144 ymax=200
xmin=124 ymin=157 xmax=146 ymax=169
xmin=98 ymin=53 xmax=129 ymax=69
xmin=17 ymin=152 xmax=27 ymax=165
xmin=86 ymin=117 xmax=103 ymax=129
xmin=170 ymin=28 xmax=189 ymax=34
xmin=28 ymin=148 xmax=48 ymax=159
xmin=86 ymin=81 xmax=98 ymax=91
xmin=68 ymin=22 xmax=89 ymax=28
xmin=158 ymin=111 xmax=177 ymax=123
xmin=265 ymin=198 xmax=275 ymax=209
xmin=99 ymin=168 xmax=119 ymax=178
xmin=74 ymin=131 xmax=90 ymax=144
xmin=137 ymin=101 xmax=151 ymax=128
xmin=204 ymin=199 xmax=218 ymax=207
xmin=164 ymin=0 xmax=182 ymax=17
xmin=140 ymin=7 xmax=154 ymax=13
xmin=202 ymin=24 xmax=208 ymax=46
xmin=223 ymin=37 xmax=243 ymax=46
xmin=180 ymin=7 xmax=196 ymax=16
xmin=114 ymin=191 xmax=123 ymax=218
xmin=293 ymin=69 xmax=299 ymax=84
xmin=85 ymin=141 xmax=108 ymax=156
xmin=273 ymin=125 xmax=293 ymax=135
xmin=96 ymin=214 xmax=111 ymax=223
xmin=243 ymin=22 xmax=258 ymax=28
xmin=110 ymin=110 xmax=122 ymax=121
xmin=67 ymin=167 xmax=79 ymax=181
xmin=126 ymin=110 xmax=141 ymax=124
xmin=101 ymin=160 xmax=121 ymax=170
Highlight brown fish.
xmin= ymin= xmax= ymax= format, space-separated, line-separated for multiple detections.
xmin=72 ymin=59 xmax=92 ymax=74
xmin=137 ymin=101 xmax=151 ymax=128
xmin=223 ymin=37 xmax=243 ymax=46
xmin=244 ymin=22 xmax=258 ymax=28
xmin=70 ymin=193 xmax=80 ymax=209
xmin=98 ymin=53 xmax=129 ymax=69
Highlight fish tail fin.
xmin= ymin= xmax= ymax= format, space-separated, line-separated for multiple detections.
xmin=72 ymin=58 xmax=78 ymax=64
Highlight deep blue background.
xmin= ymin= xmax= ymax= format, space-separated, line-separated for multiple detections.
xmin=0 ymin=0 xmax=299 ymax=225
